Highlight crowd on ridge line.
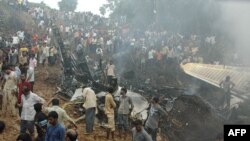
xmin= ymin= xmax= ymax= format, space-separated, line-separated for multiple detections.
xmin=1 ymin=1 xmax=232 ymax=87
xmin=25 ymin=5 xmax=210 ymax=87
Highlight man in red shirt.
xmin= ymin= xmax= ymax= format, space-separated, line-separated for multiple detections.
xmin=17 ymin=74 xmax=32 ymax=116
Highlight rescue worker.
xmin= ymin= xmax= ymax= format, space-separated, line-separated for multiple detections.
xmin=220 ymin=76 xmax=235 ymax=109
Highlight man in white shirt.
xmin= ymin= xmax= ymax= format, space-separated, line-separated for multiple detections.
xmin=44 ymin=98 xmax=77 ymax=128
xmin=106 ymin=61 xmax=115 ymax=86
xmin=82 ymin=87 xmax=97 ymax=134
xmin=60 ymin=25 xmax=64 ymax=32
xmin=65 ymin=26 xmax=70 ymax=36
xmin=29 ymin=54 xmax=37 ymax=69
xmin=106 ymin=40 xmax=113 ymax=53
xmin=38 ymin=20 xmax=44 ymax=29
xmin=17 ymin=86 xmax=44 ymax=137
xmin=40 ymin=45 xmax=49 ymax=67
xmin=39 ymin=43 xmax=46 ymax=64
xmin=118 ymin=88 xmax=134 ymax=139
xmin=12 ymin=35 xmax=19 ymax=45
xmin=10 ymin=65 xmax=21 ymax=81
xmin=45 ymin=46 xmax=50 ymax=60
xmin=25 ymin=63 xmax=35 ymax=91
xmin=205 ymin=36 xmax=216 ymax=45
xmin=17 ymin=31 xmax=25 ymax=41
xmin=96 ymin=47 xmax=103 ymax=55
xmin=49 ymin=46 xmax=57 ymax=65
xmin=2 ymin=67 xmax=17 ymax=117
xmin=148 ymin=49 xmax=156 ymax=61
xmin=45 ymin=36 xmax=51 ymax=45
xmin=8 ymin=47 xmax=18 ymax=65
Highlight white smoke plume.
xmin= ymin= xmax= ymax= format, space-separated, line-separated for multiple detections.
xmin=218 ymin=1 xmax=250 ymax=64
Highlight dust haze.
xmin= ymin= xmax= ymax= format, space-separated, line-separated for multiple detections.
xmin=218 ymin=1 xmax=250 ymax=65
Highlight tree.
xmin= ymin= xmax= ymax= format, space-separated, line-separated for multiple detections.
xmin=99 ymin=6 xmax=106 ymax=16
xmin=58 ymin=0 xmax=78 ymax=12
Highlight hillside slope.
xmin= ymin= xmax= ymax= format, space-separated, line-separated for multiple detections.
xmin=0 ymin=1 xmax=36 ymax=35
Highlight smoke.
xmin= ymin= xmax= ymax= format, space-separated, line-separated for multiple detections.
xmin=218 ymin=1 xmax=250 ymax=64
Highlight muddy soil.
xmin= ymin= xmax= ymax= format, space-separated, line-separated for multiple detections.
xmin=0 ymin=64 xmax=154 ymax=141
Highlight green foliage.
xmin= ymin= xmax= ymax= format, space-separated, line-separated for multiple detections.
xmin=99 ymin=6 xmax=106 ymax=16
xmin=29 ymin=2 xmax=50 ymax=9
xmin=58 ymin=0 xmax=78 ymax=12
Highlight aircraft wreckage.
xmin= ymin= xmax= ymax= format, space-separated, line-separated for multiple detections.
xmin=52 ymin=26 xmax=149 ymax=120
xmin=52 ymin=26 xmax=250 ymax=141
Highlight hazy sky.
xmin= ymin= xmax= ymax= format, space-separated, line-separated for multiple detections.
xmin=28 ymin=0 xmax=107 ymax=15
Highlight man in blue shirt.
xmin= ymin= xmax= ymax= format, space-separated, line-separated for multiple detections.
xmin=45 ymin=111 xmax=65 ymax=141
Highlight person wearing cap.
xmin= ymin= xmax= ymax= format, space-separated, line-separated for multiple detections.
xmin=17 ymin=86 xmax=45 ymax=139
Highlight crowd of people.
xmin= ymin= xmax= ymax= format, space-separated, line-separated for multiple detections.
xmin=81 ymin=86 xmax=169 ymax=141
xmin=0 ymin=0 xmax=236 ymax=141
xmin=0 ymin=1 xmax=169 ymax=140
xmin=33 ymin=4 xmax=222 ymax=88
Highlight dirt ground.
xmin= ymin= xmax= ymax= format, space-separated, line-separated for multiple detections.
xmin=0 ymin=64 xmax=136 ymax=141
